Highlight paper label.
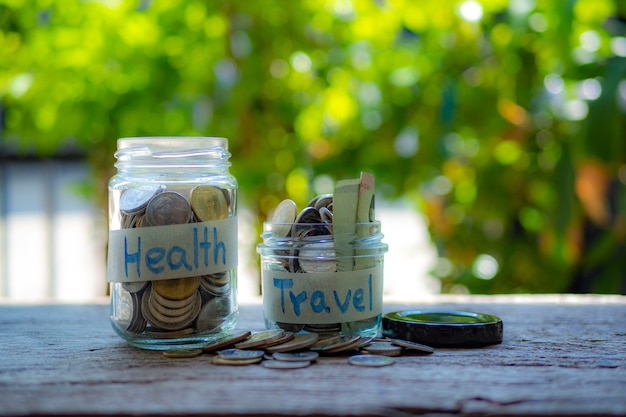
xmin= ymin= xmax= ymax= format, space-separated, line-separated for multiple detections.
xmin=262 ymin=265 xmax=383 ymax=324
xmin=107 ymin=217 xmax=237 ymax=283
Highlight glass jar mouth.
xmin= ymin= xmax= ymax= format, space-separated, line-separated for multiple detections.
xmin=115 ymin=137 xmax=231 ymax=169
xmin=257 ymin=221 xmax=388 ymax=254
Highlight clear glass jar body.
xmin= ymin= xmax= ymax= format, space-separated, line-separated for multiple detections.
xmin=107 ymin=137 xmax=238 ymax=350
xmin=257 ymin=222 xmax=388 ymax=338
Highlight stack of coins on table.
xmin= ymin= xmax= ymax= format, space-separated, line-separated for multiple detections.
xmin=113 ymin=183 xmax=236 ymax=338
xmin=162 ymin=329 xmax=435 ymax=368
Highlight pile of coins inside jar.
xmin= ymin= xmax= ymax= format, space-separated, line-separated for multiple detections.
xmin=113 ymin=183 xmax=236 ymax=338
xmin=161 ymin=328 xmax=435 ymax=368
xmin=262 ymin=193 xmax=381 ymax=335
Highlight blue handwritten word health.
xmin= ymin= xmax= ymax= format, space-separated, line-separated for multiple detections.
xmin=273 ymin=273 xmax=374 ymax=317
xmin=124 ymin=226 xmax=226 ymax=278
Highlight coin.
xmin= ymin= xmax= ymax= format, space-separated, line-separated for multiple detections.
xmin=211 ymin=356 xmax=262 ymax=366
xmin=149 ymin=286 xmax=198 ymax=309
xmin=311 ymin=335 xmax=361 ymax=353
xmin=265 ymin=333 xmax=320 ymax=353
xmin=270 ymin=199 xmax=298 ymax=238
xmin=298 ymin=241 xmax=337 ymax=273
xmin=148 ymin=291 xmax=201 ymax=320
xmin=234 ymin=329 xmax=285 ymax=349
xmin=152 ymin=276 xmax=201 ymax=301
xmin=162 ymin=348 xmax=203 ymax=358
xmin=201 ymin=330 xmax=252 ymax=352
xmin=190 ymin=185 xmax=229 ymax=222
xmin=122 ymin=281 xmax=149 ymax=293
xmin=272 ymin=351 xmax=319 ymax=362
xmin=144 ymin=191 xmax=191 ymax=226
xmin=196 ymin=296 xmax=232 ymax=331
xmin=141 ymin=289 xmax=200 ymax=331
xmin=145 ymin=328 xmax=194 ymax=338
xmin=218 ymin=349 xmax=265 ymax=360
xmin=348 ymin=354 xmax=395 ymax=367
xmin=360 ymin=341 xmax=402 ymax=357
xmin=262 ymin=360 xmax=311 ymax=369
xmin=389 ymin=338 xmax=435 ymax=354
xmin=120 ymin=185 xmax=165 ymax=214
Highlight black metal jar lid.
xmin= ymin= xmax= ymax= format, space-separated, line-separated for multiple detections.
xmin=382 ymin=310 xmax=503 ymax=348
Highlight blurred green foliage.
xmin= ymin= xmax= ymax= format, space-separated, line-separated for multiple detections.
xmin=1 ymin=0 xmax=625 ymax=294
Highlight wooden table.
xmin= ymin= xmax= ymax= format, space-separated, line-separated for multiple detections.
xmin=1 ymin=295 xmax=625 ymax=417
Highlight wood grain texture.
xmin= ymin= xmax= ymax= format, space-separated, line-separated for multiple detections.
xmin=0 ymin=295 xmax=625 ymax=417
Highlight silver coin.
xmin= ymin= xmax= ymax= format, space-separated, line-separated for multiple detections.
xmin=389 ymin=338 xmax=435 ymax=354
xmin=348 ymin=354 xmax=395 ymax=367
xmin=270 ymin=199 xmax=298 ymax=238
xmin=298 ymin=240 xmax=336 ymax=273
xmin=272 ymin=351 xmax=319 ymax=362
xmin=120 ymin=185 xmax=165 ymax=214
xmin=319 ymin=206 xmax=333 ymax=223
xmin=122 ymin=281 xmax=149 ymax=294
xmin=218 ymin=348 xmax=265 ymax=360
xmin=361 ymin=341 xmax=402 ymax=357
xmin=196 ymin=296 xmax=232 ymax=331
xmin=262 ymin=360 xmax=311 ymax=369
xmin=144 ymin=191 xmax=191 ymax=226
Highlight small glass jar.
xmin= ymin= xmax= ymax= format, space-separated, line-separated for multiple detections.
xmin=257 ymin=221 xmax=388 ymax=337
xmin=107 ymin=137 xmax=238 ymax=350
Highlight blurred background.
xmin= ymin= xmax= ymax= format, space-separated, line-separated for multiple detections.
xmin=1 ymin=0 xmax=625 ymax=302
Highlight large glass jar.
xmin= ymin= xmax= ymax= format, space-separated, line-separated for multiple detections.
xmin=107 ymin=137 xmax=238 ymax=350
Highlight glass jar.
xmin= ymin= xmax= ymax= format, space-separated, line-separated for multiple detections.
xmin=107 ymin=137 xmax=238 ymax=350
xmin=257 ymin=221 xmax=388 ymax=338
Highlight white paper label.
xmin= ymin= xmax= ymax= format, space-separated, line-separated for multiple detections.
xmin=262 ymin=265 xmax=383 ymax=324
xmin=107 ymin=217 xmax=237 ymax=283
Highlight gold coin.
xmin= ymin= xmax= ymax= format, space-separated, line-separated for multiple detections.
xmin=211 ymin=356 xmax=262 ymax=366
xmin=201 ymin=330 xmax=252 ymax=352
xmin=162 ymin=348 xmax=203 ymax=358
xmin=152 ymin=276 xmax=201 ymax=301
xmin=190 ymin=185 xmax=228 ymax=222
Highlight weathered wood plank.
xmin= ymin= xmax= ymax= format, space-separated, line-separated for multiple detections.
xmin=0 ymin=296 xmax=625 ymax=417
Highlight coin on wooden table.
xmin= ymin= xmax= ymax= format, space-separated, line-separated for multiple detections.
xmin=120 ymin=184 xmax=166 ymax=215
xmin=265 ymin=333 xmax=320 ymax=353
xmin=360 ymin=341 xmax=402 ymax=357
xmin=201 ymin=330 xmax=252 ymax=352
xmin=218 ymin=349 xmax=265 ymax=360
xmin=162 ymin=348 xmax=203 ymax=358
xmin=272 ymin=351 xmax=319 ymax=362
xmin=190 ymin=185 xmax=229 ymax=222
xmin=234 ymin=329 xmax=285 ymax=349
xmin=211 ymin=356 xmax=262 ymax=366
xmin=389 ymin=338 xmax=435 ymax=354
xmin=262 ymin=360 xmax=311 ymax=369
xmin=348 ymin=354 xmax=395 ymax=367
xmin=144 ymin=191 xmax=191 ymax=226
xmin=152 ymin=276 xmax=201 ymax=301
xmin=311 ymin=335 xmax=362 ymax=353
